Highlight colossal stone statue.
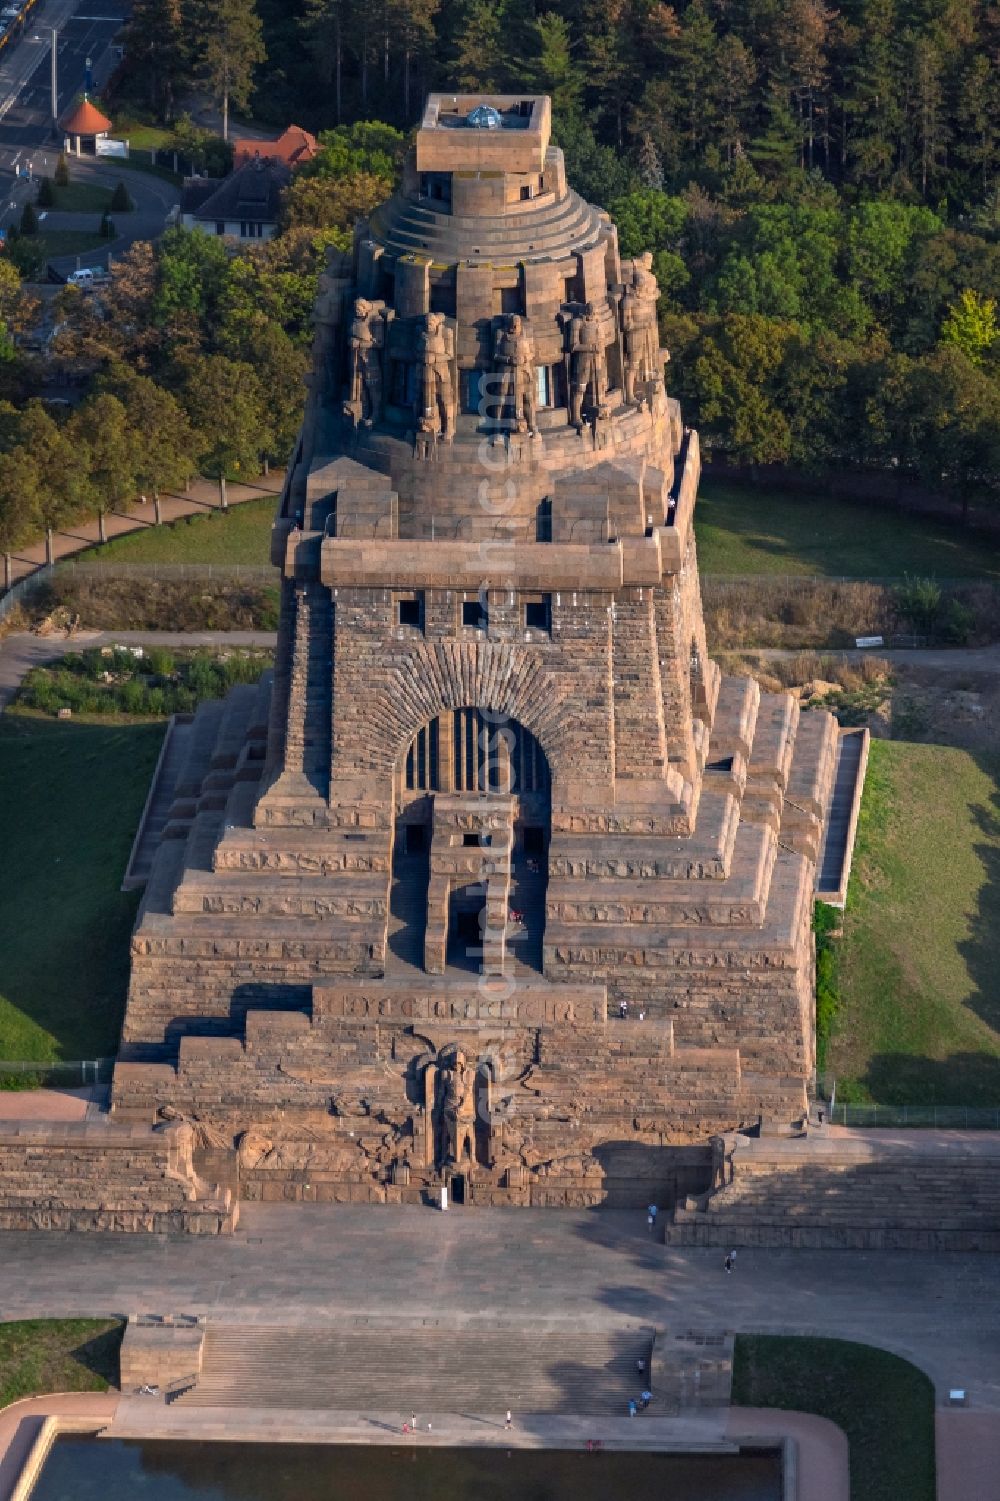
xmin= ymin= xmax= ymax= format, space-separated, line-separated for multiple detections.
xmin=621 ymin=252 xmax=663 ymax=405
xmin=416 ymin=311 xmax=456 ymax=441
xmin=344 ymin=297 xmax=384 ymax=428
xmin=494 ymin=313 xmax=538 ymax=435
xmin=438 ymin=1050 xmax=476 ymax=1165
xmin=567 ymin=301 xmax=608 ymax=429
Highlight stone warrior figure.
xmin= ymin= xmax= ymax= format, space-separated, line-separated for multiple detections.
xmin=493 ymin=313 xmax=538 ymax=435
xmin=344 ymin=297 xmax=384 ymax=428
xmin=567 ymin=301 xmax=608 ymax=430
xmin=438 ymin=1050 xmax=476 ymax=1165
xmin=416 ymin=311 xmax=456 ymax=441
xmin=621 ymin=252 xmax=663 ymax=405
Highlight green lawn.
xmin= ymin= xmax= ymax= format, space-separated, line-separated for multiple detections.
xmin=35 ymin=229 xmax=108 ymax=257
xmin=695 ymin=478 xmax=1000 ymax=579
xmin=115 ymin=121 xmax=173 ymax=151
xmin=0 ymin=715 xmax=163 ymax=1061
xmin=48 ymin=181 xmax=114 ymax=213
xmin=732 ymin=1335 xmax=935 ymax=1501
xmin=83 ymin=497 xmax=276 ymax=565
xmin=0 ymin=1319 xmax=123 ymax=1406
xmin=830 ymin=738 xmax=1000 ymax=1103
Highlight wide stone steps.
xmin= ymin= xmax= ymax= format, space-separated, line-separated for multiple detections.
xmin=178 ymin=1324 xmax=654 ymax=1413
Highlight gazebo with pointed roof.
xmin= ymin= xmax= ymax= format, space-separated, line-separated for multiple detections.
xmin=60 ymin=96 xmax=113 ymax=158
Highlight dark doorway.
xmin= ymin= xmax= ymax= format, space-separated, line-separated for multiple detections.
xmin=523 ymin=826 xmax=545 ymax=858
xmin=405 ymin=824 xmax=426 ymax=855
xmin=448 ymin=885 xmax=486 ymax=972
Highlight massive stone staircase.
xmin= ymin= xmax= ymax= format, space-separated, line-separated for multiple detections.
xmin=667 ymin=1128 xmax=1000 ymax=1251
xmin=176 ymin=1321 xmax=655 ymax=1413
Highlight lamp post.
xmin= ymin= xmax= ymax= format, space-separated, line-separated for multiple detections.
xmin=50 ymin=28 xmax=58 ymax=130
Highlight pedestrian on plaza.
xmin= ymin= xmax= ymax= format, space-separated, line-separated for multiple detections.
xmin=729 ymin=1248 xmax=738 ymax=1270
xmin=635 ymin=1358 xmax=646 ymax=1375
xmin=641 ymin=1390 xmax=651 ymax=1409
xmin=505 ymin=1409 xmax=513 ymax=1431
xmin=628 ymin=1398 xmax=637 ymax=1417
xmin=619 ymin=999 xmax=628 ymax=1018
xmin=427 ymin=1421 xmax=433 ymax=1433
xmin=724 ymin=1252 xmax=733 ymax=1274
xmin=411 ymin=1413 xmax=417 ymax=1431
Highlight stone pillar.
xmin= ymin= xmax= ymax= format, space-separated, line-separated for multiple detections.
xmin=219 ymin=476 xmax=228 ymax=511
xmin=153 ymin=494 xmax=162 ymax=525
xmin=437 ymin=710 xmax=455 ymax=793
xmin=98 ymin=512 xmax=106 ymax=545
xmin=45 ymin=528 xmax=53 ymax=567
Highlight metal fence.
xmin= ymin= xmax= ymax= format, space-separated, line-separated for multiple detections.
xmin=50 ymin=561 xmax=273 ymax=582
xmin=0 ymin=569 xmax=43 ymax=624
xmin=829 ymin=1103 xmax=1000 ymax=1129
xmin=0 ymin=1058 xmax=114 ymax=1087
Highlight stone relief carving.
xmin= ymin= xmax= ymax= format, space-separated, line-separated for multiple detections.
xmin=436 ymin=1047 xmax=476 ymax=1165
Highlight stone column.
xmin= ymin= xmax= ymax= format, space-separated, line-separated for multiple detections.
xmin=3 ymin=553 xmax=11 ymax=590
xmin=437 ymin=710 xmax=455 ymax=793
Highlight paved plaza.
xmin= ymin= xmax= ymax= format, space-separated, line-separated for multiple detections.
xmin=1 ymin=1206 xmax=997 ymax=1409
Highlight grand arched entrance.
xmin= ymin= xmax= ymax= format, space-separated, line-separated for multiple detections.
xmin=388 ymin=709 xmax=550 ymax=977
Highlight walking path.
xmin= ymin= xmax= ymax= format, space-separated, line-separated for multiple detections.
xmin=3 ymin=469 xmax=284 ymax=591
xmin=0 ymin=629 xmax=278 ymax=711
xmin=728 ymin=1409 xmax=847 ymax=1501
xmin=0 ymin=1206 xmax=995 ymax=1414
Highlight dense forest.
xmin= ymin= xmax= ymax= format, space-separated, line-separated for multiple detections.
xmin=0 ymin=0 xmax=997 ymax=552
xmin=122 ymin=0 xmax=1000 ymax=506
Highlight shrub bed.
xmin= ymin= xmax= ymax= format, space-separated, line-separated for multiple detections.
xmin=17 ymin=647 xmax=271 ymax=719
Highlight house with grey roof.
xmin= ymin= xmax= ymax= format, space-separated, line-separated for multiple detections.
xmin=180 ymin=156 xmax=289 ymax=243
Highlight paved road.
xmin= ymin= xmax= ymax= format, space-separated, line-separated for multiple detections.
xmin=0 ymin=0 xmax=128 ymax=154
xmin=1 ymin=1205 xmax=998 ymax=1410
xmin=723 ymin=645 xmax=1000 ymax=673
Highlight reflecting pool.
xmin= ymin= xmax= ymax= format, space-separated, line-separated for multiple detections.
xmin=32 ymin=1436 xmax=781 ymax=1501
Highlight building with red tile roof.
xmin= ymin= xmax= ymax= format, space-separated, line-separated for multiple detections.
xmin=233 ymin=124 xmax=318 ymax=171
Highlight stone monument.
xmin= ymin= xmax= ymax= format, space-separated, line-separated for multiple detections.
xmin=107 ymin=94 xmax=840 ymax=1212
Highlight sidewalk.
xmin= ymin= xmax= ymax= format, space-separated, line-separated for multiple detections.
xmin=4 ymin=469 xmax=285 ymax=590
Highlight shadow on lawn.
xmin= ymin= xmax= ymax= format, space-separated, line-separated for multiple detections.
xmin=70 ymin=1322 xmax=125 ymax=1389
xmin=960 ymin=757 xmax=1000 ymax=1039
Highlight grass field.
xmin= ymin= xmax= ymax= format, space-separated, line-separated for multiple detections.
xmin=695 ymin=478 xmax=1000 ymax=579
xmin=48 ymin=181 xmax=114 ymax=213
xmin=0 ymin=715 xmax=163 ymax=1061
xmin=0 ymin=1319 xmax=123 ymax=1406
xmin=35 ymin=229 xmax=108 ymax=258
xmin=830 ymin=738 xmax=1000 ymax=1103
xmin=732 ymin=1335 xmax=935 ymax=1501
xmin=84 ymin=497 xmax=276 ymax=565
xmin=75 ymin=480 xmax=1000 ymax=582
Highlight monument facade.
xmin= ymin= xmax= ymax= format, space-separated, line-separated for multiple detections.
xmin=109 ymin=95 xmax=839 ymax=1209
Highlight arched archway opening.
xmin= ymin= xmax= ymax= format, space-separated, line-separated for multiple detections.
xmin=388 ymin=709 xmax=551 ymax=978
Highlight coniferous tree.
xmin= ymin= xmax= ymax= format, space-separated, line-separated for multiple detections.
xmin=123 ymin=0 xmax=187 ymax=122
xmin=185 ymin=0 xmax=266 ymax=141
